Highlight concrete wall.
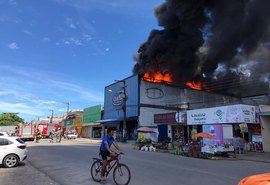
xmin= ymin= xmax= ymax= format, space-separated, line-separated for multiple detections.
xmin=138 ymin=80 xmax=243 ymax=128
xmin=140 ymin=80 xmax=241 ymax=110
xmin=139 ymin=107 xmax=173 ymax=127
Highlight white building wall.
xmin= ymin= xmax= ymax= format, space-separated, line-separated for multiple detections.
xmin=139 ymin=107 xmax=174 ymax=127
xmin=261 ymin=116 xmax=270 ymax=152
xmin=139 ymin=81 xmax=182 ymax=127
xmin=140 ymin=80 xmax=182 ymax=106
xmin=260 ymin=105 xmax=270 ymax=152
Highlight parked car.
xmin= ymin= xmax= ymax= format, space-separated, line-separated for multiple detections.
xmin=66 ymin=132 xmax=77 ymax=139
xmin=0 ymin=137 xmax=27 ymax=168
xmin=0 ymin=131 xmax=10 ymax=137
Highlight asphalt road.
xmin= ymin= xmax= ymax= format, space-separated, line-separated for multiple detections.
xmin=1 ymin=141 xmax=270 ymax=185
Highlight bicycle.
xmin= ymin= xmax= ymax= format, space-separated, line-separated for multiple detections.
xmin=91 ymin=152 xmax=131 ymax=185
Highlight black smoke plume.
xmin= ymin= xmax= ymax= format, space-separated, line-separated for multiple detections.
xmin=133 ymin=0 xmax=270 ymax=97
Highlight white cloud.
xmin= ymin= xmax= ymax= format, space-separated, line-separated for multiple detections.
xmin=69 ymin=23 xmax=76 ymax=29
xmin=41 ymin=37 xmax=50 ymax=42
xmin=9 ymin=0 xmax=17 ymax=5
xmin=70 ymin=38 xmax=82 ymax=45
xmin=0 ymin=16 xmax=21 ymax=23
xmin=0 ymin=101 xmax=43 ymax=116
xmin=0 ymin=65 xmax=31 ymax=77
xmin=8 ymin=42 xmax=19 ymax=49
xmin=0 ymin=65 xmax=104 ymax=121
xmin=105 ymin=48 xmax=110 ymax=52
xmin=65 ymin=18 xmax=77 ymax=29
xmin=82 ymin=33 xmax=93 ymax=41
xmin=56 ymin=0 xmax=159 ymax=18
xmin=63 ymin=37 xmax=82 ymax=46
xmin=49 ymin=80 xmax=103 ymax=102
xmin=22 ymin=29 xmax=32 ymax=35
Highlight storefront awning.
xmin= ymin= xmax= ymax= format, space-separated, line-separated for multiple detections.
xmin=83 ymin=122 xmax=101 ymax=126
xmin=95 ymin=116 xmax=138 ymax=123
xmin=260 ymin=111 xmax=270 ymax=116
xmin=95 ymin=118 xmax=121 ymax=123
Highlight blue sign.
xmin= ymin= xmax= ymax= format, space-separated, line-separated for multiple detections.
xmin=104 ymin=75 xmax=139 ymax=120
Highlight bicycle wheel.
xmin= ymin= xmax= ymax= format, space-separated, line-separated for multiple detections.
xmin=113 ymin=163 xmax=131 ymax=185
xmin=90 ymin=161 xmax=102 ymax=182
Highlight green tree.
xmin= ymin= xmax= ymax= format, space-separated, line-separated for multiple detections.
xmin=0 ymin=113 xmax=24 ymax=126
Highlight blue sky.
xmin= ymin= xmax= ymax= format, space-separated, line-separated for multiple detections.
xmin=0 ymin=0 xmax=164 ymax=122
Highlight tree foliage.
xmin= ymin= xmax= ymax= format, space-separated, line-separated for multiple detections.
xmin=0 ymin=113 xmax=24 ymax=126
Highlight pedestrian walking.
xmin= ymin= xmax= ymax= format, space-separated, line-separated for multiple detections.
xmin=49 ymin=132 xmax=54 ymax=143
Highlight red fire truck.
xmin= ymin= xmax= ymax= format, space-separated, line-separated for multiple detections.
xmin=17 ymin=123 xmax=62 ymax=141
xmin=17 ymin=123 xmax=36 ymax=141
xmin=37 ymin=123 xmax=62 ymax=138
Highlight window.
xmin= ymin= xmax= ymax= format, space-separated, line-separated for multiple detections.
xmin=16 ymin=138 xmax=25 ymax=144
xmin=0 ymin=138 xmax=12 ymax=146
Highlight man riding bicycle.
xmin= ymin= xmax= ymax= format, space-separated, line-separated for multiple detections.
xmin=100 ymin=127 xmax=122 ymax=181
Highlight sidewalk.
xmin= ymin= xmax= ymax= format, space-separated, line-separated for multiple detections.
xmin=26 ymin=138 xmax=102 ymax=147
xmin=76 ymin=138 xmax=270 ymax=162
xmin=235 ymin=152 xmax=270 ymax=163
xmin=72 ymin=137 xmax=102 ymax=144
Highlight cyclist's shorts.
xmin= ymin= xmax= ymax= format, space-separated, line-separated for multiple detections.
xmin=100 ymin=149 xmax=110 ymax=160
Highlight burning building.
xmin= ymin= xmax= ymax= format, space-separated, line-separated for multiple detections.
xmin=99 ymin=0 xmax=269 ymax=151
xmin=130 ymin=0 xmax=270 ymax=150
xmin=101 ymin=74 xmax=245 ymax=143
xmin=133 ymin=0 xmax=270 ymax=98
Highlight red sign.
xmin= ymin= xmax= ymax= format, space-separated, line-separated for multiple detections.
xmin=154 ymin=113 xmax=176 ymax=123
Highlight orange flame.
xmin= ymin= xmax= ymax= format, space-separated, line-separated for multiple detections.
xmin=142 ymin=72 xmax=173 ymax=84
xmin=186 ymin=81 xmax=203 ymax=90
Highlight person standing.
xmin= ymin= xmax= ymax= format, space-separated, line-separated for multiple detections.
xmin=36 ymin=129 xmax=41 ymax=143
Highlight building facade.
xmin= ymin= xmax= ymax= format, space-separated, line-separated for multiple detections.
xmin=101 ymin=74 xmax=248 ymax=142
xmin=82 ymin=105 xmax=103 ymax=138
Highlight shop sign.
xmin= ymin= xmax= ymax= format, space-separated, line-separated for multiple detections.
xmin=187 ymin=104 xmax=258 ymax=125
xmin=239 ymin=123 xmax=248 ymax=133
xmin=154 ymin=112 xmax=186 ymax=124
xmin=112 ymin=92 xmax=124 ymax=106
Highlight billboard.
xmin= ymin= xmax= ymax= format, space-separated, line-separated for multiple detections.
xmin=83 ymin=105 xmax=101 ymax=125
xmin=187 ymin=104 xmax=258 ymax=125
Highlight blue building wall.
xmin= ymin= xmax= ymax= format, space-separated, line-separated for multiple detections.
xmin=104 ymin=75 xmax=139 ymax=120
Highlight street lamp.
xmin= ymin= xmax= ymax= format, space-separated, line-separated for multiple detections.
xmin=48 ymin=109 xmax=54 ymax=123
xmin=115 ymin=80 xmax=127 ymax=141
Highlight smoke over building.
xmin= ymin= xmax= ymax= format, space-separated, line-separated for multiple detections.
xmin=133 ymin=0 xmax=270 ymax=97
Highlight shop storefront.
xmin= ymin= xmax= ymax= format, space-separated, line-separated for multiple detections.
xmin=154 ymin=112 xmax=187 ymax=143
xmin=102 ymin=75 xmax=140 ymax=139
xmin=83 ymin=105 xmax=103 ymax=138
xmin=187 ymin=104 xmax=261 ymax=153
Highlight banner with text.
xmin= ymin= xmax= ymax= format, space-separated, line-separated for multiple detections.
xmin=187 ymin=104 xmax=258 ymax=125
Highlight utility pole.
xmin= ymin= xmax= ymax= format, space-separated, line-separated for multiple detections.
xmin=48 ymin=109 xmax=54 ymax=123
xmin=115 ymin=80 xmax=127 ymax=142
xmin=63 ymin=102 xmax=70 ymax=117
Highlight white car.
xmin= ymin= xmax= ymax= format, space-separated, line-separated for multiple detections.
xmin=0 ymin=131 xmax=10 ymax=137
xmin=66 ymin=132 xmax=77 ymax=139
xmin=0 ymin=137 xmax=27 ymax=168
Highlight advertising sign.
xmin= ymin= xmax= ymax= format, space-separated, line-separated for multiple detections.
xmin=83 ymin=105 xmax=101 ymax=125
xmin=202 ymin=125 xmax=223 ymax=145
xmin=154 ymin=112 xmax=186 ymax=124
xmin=187 ymin=104 xmax=258 ymax=125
